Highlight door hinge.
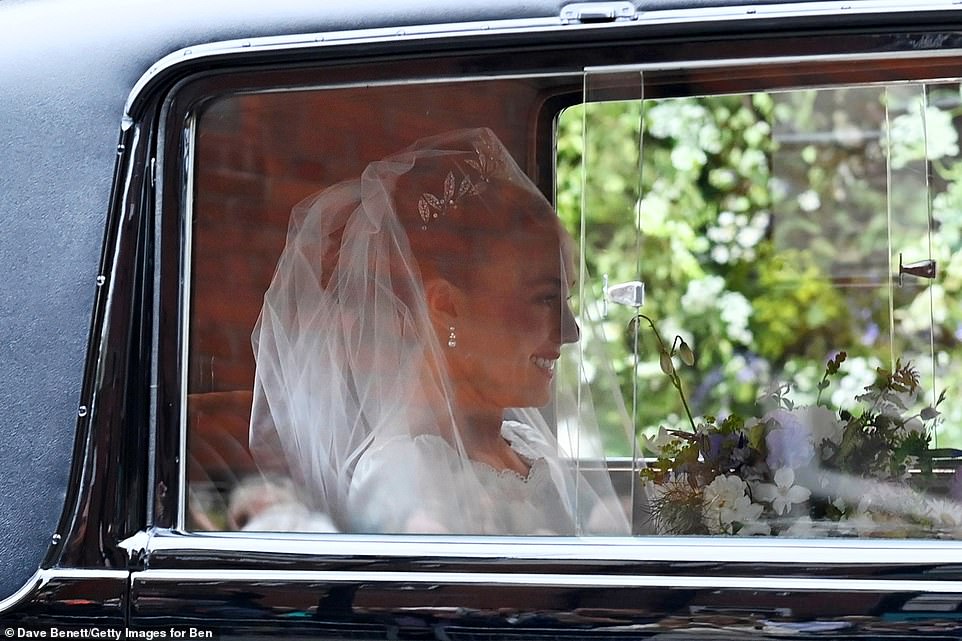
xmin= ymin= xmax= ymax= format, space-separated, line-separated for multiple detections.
xmin=561 ymin=2 xmax=637 ymax=24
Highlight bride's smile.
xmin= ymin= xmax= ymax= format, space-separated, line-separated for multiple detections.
xmin=529 ymin=354 xmax=558 ymax=375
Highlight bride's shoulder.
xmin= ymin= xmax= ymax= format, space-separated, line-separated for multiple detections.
xmin=354 ymin=433 xmax=458 ymax=475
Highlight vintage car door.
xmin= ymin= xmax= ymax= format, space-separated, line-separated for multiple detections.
xmin=37 ymin=1 xmax=962 ymax=639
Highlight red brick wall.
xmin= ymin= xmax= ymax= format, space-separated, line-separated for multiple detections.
xmin=188 ymin=79 xmax=546 ymax=476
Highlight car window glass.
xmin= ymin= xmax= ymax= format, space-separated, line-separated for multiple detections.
xmin=186 ymin=67 xmax=962 ymax=539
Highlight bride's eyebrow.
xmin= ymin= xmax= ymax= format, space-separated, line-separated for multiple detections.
xmin=526 ymin=276 xmax=577 ymax=290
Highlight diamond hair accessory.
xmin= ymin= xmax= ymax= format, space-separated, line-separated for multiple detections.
xmin=417 ymin=140 xmax=503 ymax=230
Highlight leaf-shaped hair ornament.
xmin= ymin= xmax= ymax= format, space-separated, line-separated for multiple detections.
xmin=416 ymin=138 xmax=504 ymax=230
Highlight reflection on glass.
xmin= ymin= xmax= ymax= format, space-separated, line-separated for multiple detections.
xmin=560 ymin=79 xmax=962 ymax=538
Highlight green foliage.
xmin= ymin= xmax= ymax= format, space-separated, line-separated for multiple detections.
xmin=556 ymin=82 xmax=962 ymax=452
xmin=749 ymin=247 xmax=852 ymax=361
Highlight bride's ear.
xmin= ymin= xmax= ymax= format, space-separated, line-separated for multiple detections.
xmin=424 ymin=277 xmax=465 ymax=325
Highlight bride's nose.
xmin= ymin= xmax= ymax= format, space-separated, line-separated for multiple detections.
xmin=560 ymin=302 xmax=580 ymax=344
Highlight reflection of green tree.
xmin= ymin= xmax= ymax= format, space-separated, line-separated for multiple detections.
xmin=557 ymin=85 xmax=962 ymax=452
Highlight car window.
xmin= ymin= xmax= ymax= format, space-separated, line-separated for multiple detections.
xmin=185 ymin=58 xmax=962 ymax=539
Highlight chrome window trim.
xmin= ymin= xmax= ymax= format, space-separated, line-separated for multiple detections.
xmin=131 ymin=568 xmax=962 ymax=593
xmin=146 ymin=532 xmax=962 ymax=565
xmin=176 ymin=113 xmax=198 ymax=533
xmin=124 ymin=0 xmax=962 ymax=125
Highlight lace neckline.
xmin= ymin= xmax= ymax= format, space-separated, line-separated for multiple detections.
xmin=412 ymin=420 xmax=546 ymax=483
xmin=472 ymin=453 xmax=546 ymax=484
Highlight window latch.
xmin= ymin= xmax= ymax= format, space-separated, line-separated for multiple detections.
xmin=603 ymin=274 xmax=645 ymax=317
xmin=560 ymin=2 xmax=637 ymax=24
xmin=898 ymin=253 xmax=937 ymax=287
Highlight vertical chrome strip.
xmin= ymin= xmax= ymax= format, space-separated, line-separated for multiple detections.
xmin=177 ymin=113 xmax=198 ymax=532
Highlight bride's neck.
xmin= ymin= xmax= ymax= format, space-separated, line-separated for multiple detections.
xmin=412 ymin=368 xmax=528 ymax=474
xmin=457 ymin=408 xmax=530 ymax=476
xmin=457 ymin=408 xmax=504 ymax=449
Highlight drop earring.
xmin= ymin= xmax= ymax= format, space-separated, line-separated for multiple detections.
xmin=447 ymin=326 xmax=457 ymax=348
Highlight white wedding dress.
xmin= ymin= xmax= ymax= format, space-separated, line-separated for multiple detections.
xmin=349 ymin=420 xmax=608 ymax=535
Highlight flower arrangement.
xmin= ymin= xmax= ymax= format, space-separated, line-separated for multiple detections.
xmin=636 ymin=314 xmax=961 ymax=537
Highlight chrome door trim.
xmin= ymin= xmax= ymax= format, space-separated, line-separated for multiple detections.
xmin=144 ymin=531 xmax=962 ymax=565
xmin=132 ymin=567 xmax=962 ymax=593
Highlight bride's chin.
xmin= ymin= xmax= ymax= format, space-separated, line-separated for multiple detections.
xmin=523 ymin=383 xmax=551 ymax=408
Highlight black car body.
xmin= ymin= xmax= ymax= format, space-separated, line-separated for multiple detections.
xmin=5 ymin=0 xmax=962 ymax=638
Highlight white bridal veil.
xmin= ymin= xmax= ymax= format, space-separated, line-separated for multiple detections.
xmin=249 ymin=128 xmax=629 ymax=535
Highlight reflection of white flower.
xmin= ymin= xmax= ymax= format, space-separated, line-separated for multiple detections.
xmin=764 ymin=406 xmax=843 ymax=469
xmin=706 ymin=210 xmax=768 ymax=264
xmin=718 ymin=292 xmax=753 ymax=344
xmin=764 ymin=412 xmax=816 ymax=469
xmin=736 ymin=225 xmax=764 ymax=248
xmin=640 ymin=426 xmax=673 ymax=457
xmin=888 ymin=102 xmax=959 ymax=169
xmin=708 ymin=222 xmax=735 ymax=243
xmin=836 ymin=512 xmax=878 ymax=537
xmin=925 ymin=498 xmax=962 ymax=532
xmin=781 ymin=516 xmax=816 ymax=537
xmin=797 ymin=189 xmax=821 ymax=212
xmin=736 ymin=518 xmax=772 ymax=536
xmin=900 ymin=418 xmax=925 ymax=437
xmin=670 ymin=145 xmax=707 ymax=172
xmin=754 ymin=467 xmax=811 ymax=515
xmin=710 ymin=245 xmax=730 ymax=263
xmin=798 ymin=405 xmax=845 ymax=446
xmin=680 ymin=276 xmax=725 ymax=314
xmin=703 ymin=475 xmax=763 ymax=535
xmin=829 ymin=357 xmax=881 ymax=408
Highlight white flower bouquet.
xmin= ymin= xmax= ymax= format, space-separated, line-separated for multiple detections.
xmin=638 ymin=335 xmax=961 ymax=537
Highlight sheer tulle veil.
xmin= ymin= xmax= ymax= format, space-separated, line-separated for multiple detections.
xmin=249 ymin=128 xmax=629 ymax=534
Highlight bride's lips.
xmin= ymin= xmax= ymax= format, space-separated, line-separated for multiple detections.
xmin=530 ymin=355 xmax=558 ymax=376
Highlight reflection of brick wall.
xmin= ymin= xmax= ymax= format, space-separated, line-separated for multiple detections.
xmin=190 ymin=80 xmax=544 ymax=398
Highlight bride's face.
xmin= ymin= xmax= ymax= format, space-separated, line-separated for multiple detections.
xmin=446 ymin=215 xmax=579 ymax=411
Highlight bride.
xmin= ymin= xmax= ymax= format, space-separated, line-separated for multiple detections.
xmin=249 ymin=128 xmax=629 ymax=535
